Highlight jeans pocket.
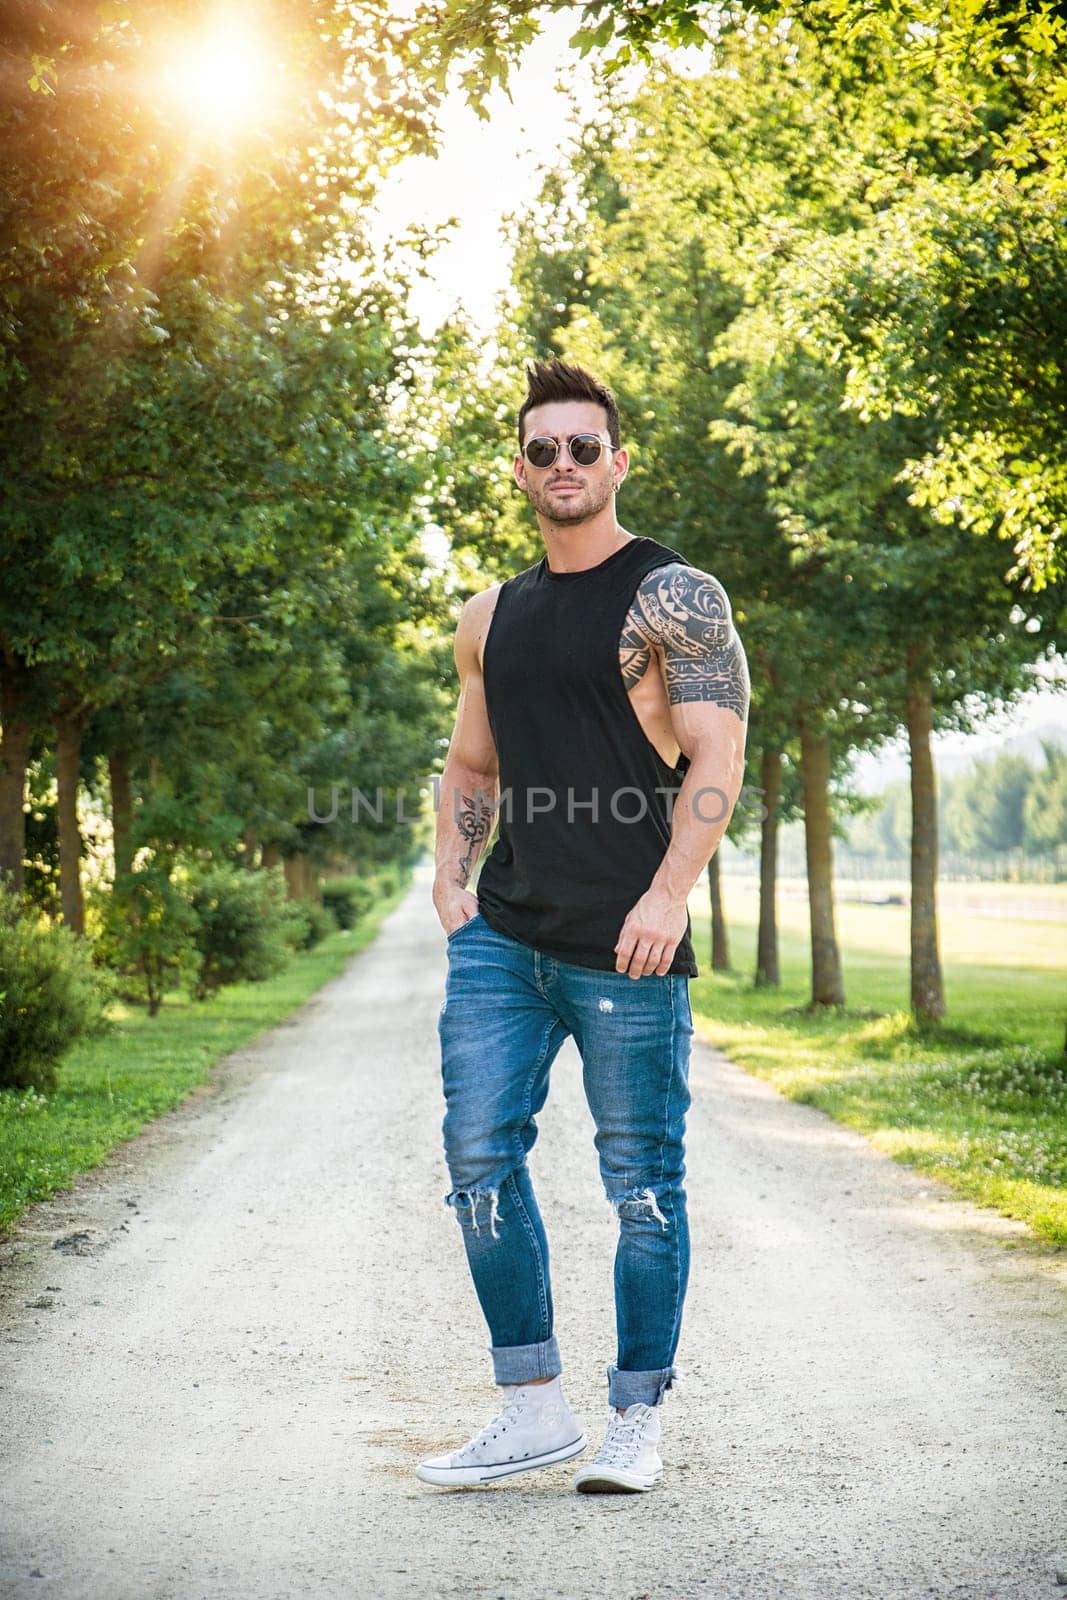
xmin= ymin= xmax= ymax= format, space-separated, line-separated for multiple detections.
xmin=446 ymin=911 xmax=483 ymax=942
xmin=671 ymin=975 xmax=695 ymax=1035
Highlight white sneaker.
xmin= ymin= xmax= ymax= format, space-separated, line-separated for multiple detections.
xmin=416 ymin=1375 xmax=587 ymax=1487
xmin=572 ymin=1402 xmax=663 ymax=1493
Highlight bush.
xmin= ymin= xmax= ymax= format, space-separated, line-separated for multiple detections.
xmin=316 ymin=864 xmax=408 ymax=937
xmin=304 ymin=902 xmax=338 ymax=946
xmin=321 ymin=877 xmax=376 ymax=928
xmin=0 ymin=889 xmax=113 ymax=1091
xmin=279 ymin=899 xmax=337 ymax=950
xmin=320 ymin=882 xmax=354 ymax=929
xmin=279 ymin=901 xmax=314 ymax=950
xmin=189 ymin=867 xmax=290 ymax=1001
xmin=375 ymin=866 xmax=400 ymax=898
xmin=96 ymin=866 xmax=198 ymax=1015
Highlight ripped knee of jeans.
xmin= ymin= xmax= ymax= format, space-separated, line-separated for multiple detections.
xmin=445 ymin=1182 xmax=502 ymax=1240
xmin=612 ymin=1183 xmax=671 ymax=1230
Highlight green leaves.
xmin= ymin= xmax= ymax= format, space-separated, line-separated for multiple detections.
xmin=27 ymin=54 xmax=57 ymax=94
xmin=570 ymin=15 xmax=617 ymax=56
xmin=488 ymin=7 xmax=1058 ymax=811
xmin=0 ymin=0 xmax=454 ymax=887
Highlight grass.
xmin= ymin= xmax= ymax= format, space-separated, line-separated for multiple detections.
xmin=688 ymin=877 xmax=1067 ymax=1248
xmin=0 ymin=873 xmax=411 ymax=1235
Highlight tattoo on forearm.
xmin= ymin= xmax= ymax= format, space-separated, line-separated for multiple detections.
xmin=455 ymin=790 xmax=494 ymax=882
xmin=627 ymin=563 xmax=750 ymax=718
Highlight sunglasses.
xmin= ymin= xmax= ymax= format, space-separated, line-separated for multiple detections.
xmin=521 ymin=433 xmax=612 ymax=469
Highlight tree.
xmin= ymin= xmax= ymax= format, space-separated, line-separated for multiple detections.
xmin=1024 ymin=744 xmax=1067 ymax=854
xmin=490 ymin=20 xmax=1061 ymax=1018
xmin=414 ymin=0 xmax=1066 ymax=596
xmin=0 ymin=3 xmax=445 ymax=920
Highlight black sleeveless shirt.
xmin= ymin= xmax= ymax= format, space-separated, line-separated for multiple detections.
xmin=475 ymin=535 xmax=698 ymax=977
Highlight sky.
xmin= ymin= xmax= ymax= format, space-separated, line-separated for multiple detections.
xmin=848 ymin=680 xmax=1067 ymax=794
xmin=369 ymin=14 xmax=596 ymax=335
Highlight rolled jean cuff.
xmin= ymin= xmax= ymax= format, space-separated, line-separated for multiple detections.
xmin=607 ymin=1363 xmax=678 ymax=1408
xmin=490 ymin=1336 xmax=562 ymax=1386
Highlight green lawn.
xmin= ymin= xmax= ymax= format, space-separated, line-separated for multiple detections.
xmin=0 ymin=876 xmax=410 ymax=1235
xmin=688 ymin=877 xmax=1067 ymax=1247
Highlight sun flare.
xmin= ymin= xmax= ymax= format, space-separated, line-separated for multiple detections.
xmin=160 ymin=13 xmax=277 ymax=139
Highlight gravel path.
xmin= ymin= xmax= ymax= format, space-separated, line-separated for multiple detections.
xmin=2 ymin=864 xmax=1065 ymax=1600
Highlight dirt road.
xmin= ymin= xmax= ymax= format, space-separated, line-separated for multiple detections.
xmin=2 ymin=865 xmax=1065 ymax=1599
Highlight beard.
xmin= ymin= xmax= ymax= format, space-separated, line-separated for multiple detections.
xmin=524 ymin=474 xmax=615 ymax=525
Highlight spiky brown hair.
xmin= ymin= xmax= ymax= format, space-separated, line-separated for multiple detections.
xmin=517 ymin=358 xmax=621 ymax=450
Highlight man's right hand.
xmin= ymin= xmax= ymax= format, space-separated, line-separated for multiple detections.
xmin=435 ymin=887 xmax=480 ymax=938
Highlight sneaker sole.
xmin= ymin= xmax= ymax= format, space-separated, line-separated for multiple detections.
xmin=416 ymin=1433 xmax=588 ymax=1487
xmin=573 ymin=1465 xmax=661 ymax=1494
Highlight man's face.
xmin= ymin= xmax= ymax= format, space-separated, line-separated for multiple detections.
xmin=514 ymin=400 xmax=627 ymax=525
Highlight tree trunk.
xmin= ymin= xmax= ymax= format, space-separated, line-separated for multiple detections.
xmin=241 ymin=827 xmax=259 ymax=869
xmin=0 ymin=657 xmax=33 ymax=894
xmin=906 ymin=648 xmax=946 ymax=1022
xmin=109 ymin=749 xmax=134 ymax=880
xmin=55 ymin=708 xmax=87 ymax=934
xmin=707 ymin=853 xmax=730 ymax=971
xmin=799 ymin=720 xmax=844 ymax=1007
xmin=284 ymin=853 xmax=319 ymax=901
xmin=755 ymin=745 xmax=782 ymax=987
xmin=261 ymin=842 xmax=282 ymax=872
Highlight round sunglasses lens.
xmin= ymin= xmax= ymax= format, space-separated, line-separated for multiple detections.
xmin=525 ymin=439 xmax=557 ymax=468
xmin=570 ymin=435 xmax=603 ymax=466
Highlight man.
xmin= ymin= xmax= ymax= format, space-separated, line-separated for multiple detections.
xmin=418 ymin=358 xmax=749 ymax=1494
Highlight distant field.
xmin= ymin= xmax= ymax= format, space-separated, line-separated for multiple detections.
xmin=719 ymin=875 xmax=1065 ymax=973
xmin=688 ymin=876 xmax=1067 ymax=1246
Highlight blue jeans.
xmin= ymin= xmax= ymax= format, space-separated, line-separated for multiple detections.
xmin=437 ymin=910 xmax=694 ymax=1409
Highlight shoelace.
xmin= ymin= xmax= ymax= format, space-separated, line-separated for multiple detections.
xmin=596 ymin=1407 xmax=652 ymax=1467
xmin=455 ymin=1390 xmax=528 ymax=1460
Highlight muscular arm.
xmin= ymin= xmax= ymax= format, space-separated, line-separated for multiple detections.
xmin=432 ymin=587 xmax=501 ymax=934
xmin=615 ymin=562 xmax=750 ymax=976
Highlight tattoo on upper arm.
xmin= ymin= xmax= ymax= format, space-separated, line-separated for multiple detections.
xmin=619 ymin=615 xmax=653 ymax=692
xmin=630 ymin=563 xmax=749 ymax=718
